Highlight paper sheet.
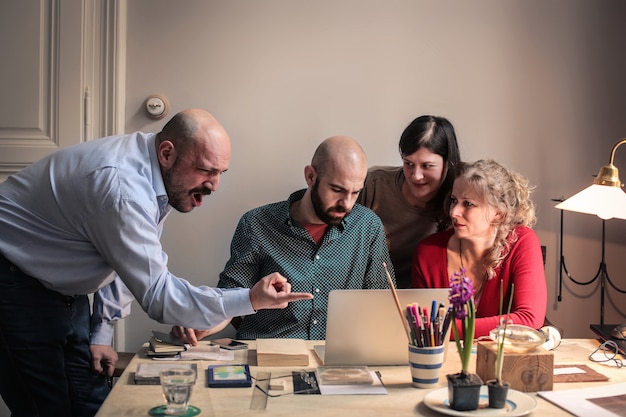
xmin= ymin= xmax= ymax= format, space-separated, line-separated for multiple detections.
xmin=317 ymin=371 xmax=387 ymax=395
xmin=553 ymin=364 xmax=609 ymax=383
xmin=150 ymin=344 xmax=235 ymax=361
xmin=538 ymin=382 xmax=626 ymax=417
xmin=180 ymin=345 xmax=235 ymax=360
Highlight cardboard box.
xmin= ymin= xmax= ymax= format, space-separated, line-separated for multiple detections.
xmin=475 ymin=341 xmax=553 ymax=392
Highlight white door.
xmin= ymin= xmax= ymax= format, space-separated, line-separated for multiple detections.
xmin=0 ymin=0 xmax=124 ymax=182
xmin=0 ymin=0 xmax=124 ymax=413
xmin=0 ymin=0 xmax=83 ymax=181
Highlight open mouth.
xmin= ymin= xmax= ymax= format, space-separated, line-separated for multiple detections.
xmin=192 ymin=193 xmax=203 ymax=207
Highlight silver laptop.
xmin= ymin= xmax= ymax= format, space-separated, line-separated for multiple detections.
xmin=315 ymin=288 xmax=450 ymax=366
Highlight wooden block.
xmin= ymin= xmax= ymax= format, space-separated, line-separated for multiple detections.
xmin=269 ymin=380 xmax=286 ymax=391
xmin=475 ymin=341 xmax=553 ymax=392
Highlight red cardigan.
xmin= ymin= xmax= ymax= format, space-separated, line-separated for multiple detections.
xmin=411 ymin=226 xmax=547 ymax=338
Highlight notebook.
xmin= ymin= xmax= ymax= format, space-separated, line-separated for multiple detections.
xmin=589 ymin=324 xmax=626 ymax=355
xmin=315 ymin=288 xmax=450 ymax=366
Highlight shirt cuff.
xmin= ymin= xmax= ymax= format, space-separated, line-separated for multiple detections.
xmin=221 ymin=288 xmax=256 ymax=318
xmin=90 ymin=321 xmax=115 ymax=346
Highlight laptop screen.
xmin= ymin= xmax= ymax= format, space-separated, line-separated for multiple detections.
xmin=316 ymin=288 xmax=450 ymax=366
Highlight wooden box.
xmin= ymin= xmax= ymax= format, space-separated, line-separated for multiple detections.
xmin=475 ymin=341 xmax=553 ymax=392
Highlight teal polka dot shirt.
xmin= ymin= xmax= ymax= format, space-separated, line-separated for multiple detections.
xmin=218 ymin=189 xmax=395 ymax=340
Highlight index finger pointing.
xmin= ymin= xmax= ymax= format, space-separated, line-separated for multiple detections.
xmin=282 ymin=292 xmax=314 ymax=302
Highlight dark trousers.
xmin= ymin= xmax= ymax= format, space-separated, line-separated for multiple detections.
xmin=0 ymin=253 xmax=109 ymax=417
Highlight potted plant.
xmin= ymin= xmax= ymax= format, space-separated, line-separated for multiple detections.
xmin=446 ymin=268 xmax=484 ymax=411
xmin=487 ymin=281 xmax=514 ymax=408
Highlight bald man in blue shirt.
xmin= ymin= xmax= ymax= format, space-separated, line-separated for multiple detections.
xmin=0 ymin=108 xmax=312 ymax=416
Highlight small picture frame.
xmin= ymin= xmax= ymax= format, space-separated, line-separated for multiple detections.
xmin=207 ymin=364 xmax=252 ymax=388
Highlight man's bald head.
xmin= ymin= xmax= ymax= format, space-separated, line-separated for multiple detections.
xmin=157 ymin=108 xmax=229 ymax=157
xmin=310 ymin=136 xmax=368 ymax=180
xmin=298 ymin=136 xmax=369 ymax=226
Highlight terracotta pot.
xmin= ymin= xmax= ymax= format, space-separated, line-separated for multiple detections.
xmin=487 ymin=380 xmax=510 ymax=409
xmin=446 ymin=372 xmax=484 ymax=411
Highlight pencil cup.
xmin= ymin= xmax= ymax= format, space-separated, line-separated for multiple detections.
xmin=408 ymin=344 xmax=445 ymax=389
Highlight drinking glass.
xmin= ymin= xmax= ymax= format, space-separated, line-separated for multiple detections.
xmin=160 ymin=368 xmax=197 ymax=415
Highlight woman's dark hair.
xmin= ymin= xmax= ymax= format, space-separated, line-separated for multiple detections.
xmin=398 ymin=115 xmax=461 ymax=229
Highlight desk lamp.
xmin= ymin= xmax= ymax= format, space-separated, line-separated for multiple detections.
xmin=554 ymin=138 xmax=626 ymax=324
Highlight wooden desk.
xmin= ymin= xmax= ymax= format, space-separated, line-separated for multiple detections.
xmin=96 ymin=339 xmax=624 ymax=417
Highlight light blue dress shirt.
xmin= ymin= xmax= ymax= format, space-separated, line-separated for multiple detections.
xmin=0 ymin=132 xmax=254 ymax=344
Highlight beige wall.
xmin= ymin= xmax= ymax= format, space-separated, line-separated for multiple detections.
xmin=1 ymin=1 xmax=621 ymax=415
xmin=117 ymin=0 xmax=626 ymax=352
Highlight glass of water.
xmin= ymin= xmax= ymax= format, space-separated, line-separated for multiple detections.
xmin=160 ymin=368 xmax=197 ymax=415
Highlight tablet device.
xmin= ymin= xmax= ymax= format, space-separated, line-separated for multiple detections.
xmin=207 ymin=364 xmax=252 ymax=388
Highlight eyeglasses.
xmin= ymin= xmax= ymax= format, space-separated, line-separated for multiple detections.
xmin=589 ymin=341 xmax=623 ymax=368
xmin=247 ymin=369 xmax=319 ymax=397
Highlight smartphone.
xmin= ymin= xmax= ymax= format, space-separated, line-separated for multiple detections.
xmin=211 ymin=338 xmax=248 ymax=350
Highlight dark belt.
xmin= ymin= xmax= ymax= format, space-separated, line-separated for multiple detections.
xmin=0 ymin=251 xmax=80 ymax=304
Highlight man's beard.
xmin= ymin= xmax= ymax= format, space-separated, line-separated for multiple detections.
xmin=310 ymin=179 xmax=349 ymax=226
xmin=163 ymin=158 xmax=208 ymax=213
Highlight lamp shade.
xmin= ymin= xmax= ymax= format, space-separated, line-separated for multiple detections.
xmin=555 ymin=183 xmax=626 ymax=220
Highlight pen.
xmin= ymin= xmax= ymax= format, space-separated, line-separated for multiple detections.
xmin=405 ymin=306 xmax=419 ymax=346
xmin=430 ymin=300 xmax=438 ymax=327
xmin=422 ymin=307 xmax=433 ymax=347
xmin=411 ymin=303 xmax=424 ymax=347
xmin=440 ymin=305 xmax=453 ymax=343
xmin=436 ymin=304 xmax=446 ymax=346
xmin=107 ymin=375 xmax=113 ymax=389
xmin=428 ymin=317 xmax=435 ymax=347
xmin=430 ymin=300 xmax=438 ymax=346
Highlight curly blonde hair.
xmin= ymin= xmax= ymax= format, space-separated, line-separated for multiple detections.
xmin=451 ymin=159 xmax=536 ymax=277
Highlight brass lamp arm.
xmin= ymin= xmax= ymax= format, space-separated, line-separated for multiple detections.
xmin=594 ymin=138 xmax=626 ymax=187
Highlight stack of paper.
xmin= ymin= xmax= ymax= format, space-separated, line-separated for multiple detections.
xmin=256 ymin=338 xmax=309 ymax=366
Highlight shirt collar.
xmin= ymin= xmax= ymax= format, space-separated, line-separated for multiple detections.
xmin=148 ymin=134 xmax=167 ymax=200
xmin=147 ymin=134 xmax=171 ymax=221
